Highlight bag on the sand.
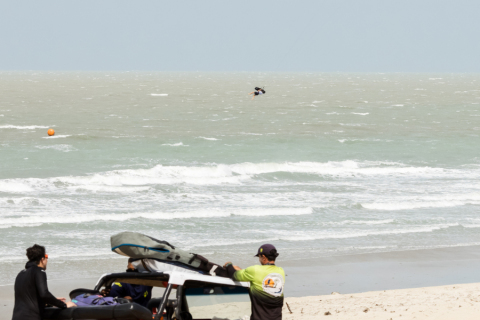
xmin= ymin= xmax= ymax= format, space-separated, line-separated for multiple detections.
xmin=72 ymin=293 xmax=118 ymax=307
xmin=111 ymin=232 xmax=228 ymax=277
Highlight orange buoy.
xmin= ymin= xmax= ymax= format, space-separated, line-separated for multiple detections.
xmin=47 ymin=128 xmax=55 ymax=136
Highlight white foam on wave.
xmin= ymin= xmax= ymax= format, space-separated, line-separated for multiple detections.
xmin=161 ymin=142 xmax=187 ymax=147
xmin=150 ymin=93 xmax=168 ymax=96
xmin=362 ymin=201 xmax=468 ymax=211
xmin=0 ymin=181 xmax=33 ymax=193
xmin=239 ymin=132 xmax=263 ymax=136
xmin=68 ymin=185 xmax=150 ymax=193
xmin=0 ymin=197 xmax=74 ymax=207
xmin=352 ymin=112 xmax=369 ymax=116
xmin=362 ymin=192 xmax=480 ymax=211
xmin=42 ymin=135 xmax=71 ymax=139
xmin=1 ymin=251 xmax=123 ymax=263
xmin=0 ymin=125 xmax=50 ymax=130
xmin=189 ymin=224 xmax=459 ymax=248
xmin=217 ymin=160 xmax=457 ymax=178
xmin=0 ymin=161 xmax=477 ymax=193
xmin=339 ymin=123 xmax=363 ymax=126
xmin=338 ymin=138 xmax=393 ymax=143
xmin=337 ymin=219 xmax=395 ymax=225
xmin=0 ymin=213 xmax=153 ymax=228
xmin=35 ymin=145 xmax=76 ymax=152
xmin=188 ymin=237 xmax=281 ymax=249
xmin=462 ymin=224 xmax=480 ymax=228
xmin=278 ymin=223 xmax=459 ymax=241
xmin=198 ymin=137 xmax=219 ymax=141
xmin=0 ymin=207 xmax=313 ymax=228
xmin=231 ymin=207 xmax=313 ymax=216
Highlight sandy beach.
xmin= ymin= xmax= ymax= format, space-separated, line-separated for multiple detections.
xmin=283 ymin=283 xmax=480 ymax=320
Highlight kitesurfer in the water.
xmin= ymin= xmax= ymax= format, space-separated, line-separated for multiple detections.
xmin=249 ymin=87 xmax=266 ymax=100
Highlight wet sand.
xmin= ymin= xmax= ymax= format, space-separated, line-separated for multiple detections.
xmin=283 ymin=245 xmax=480 ymax=297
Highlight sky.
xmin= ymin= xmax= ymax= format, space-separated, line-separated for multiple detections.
xmin=1 ymin=0 xmax=480 ymax=72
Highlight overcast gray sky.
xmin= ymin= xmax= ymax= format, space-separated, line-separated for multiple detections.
xmin=1 ymin=0 xmax=479 ymax=72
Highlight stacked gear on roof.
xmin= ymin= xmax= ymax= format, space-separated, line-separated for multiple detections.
xmin=110 ymin=232 xmax=229 ymax=277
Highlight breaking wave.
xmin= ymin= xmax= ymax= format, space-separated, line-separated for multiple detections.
xmin=42 ymin=135 xmax=72 ymax=139
xmin=161 ymin=142 xmax=187 ymax=147
xmin=0 ymin=207 xmax=313 ymax=228
xmin=0 ymin=161 xmax=478 ymax=194
xmin=0 ymin=125 xmax=50 ymax=130
xmin=35 ymin=144 xmax=76 ymax=152
xmin=198 ymin=137 xmax=219 ymax=141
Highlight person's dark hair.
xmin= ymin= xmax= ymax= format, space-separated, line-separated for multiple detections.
xmin=128 ymin=258 xmax=135 ymax=263
xmin=26 ymin=244 xmax=46 ymax=264
xmin=263 ymin=249 xmax=279 ymax=262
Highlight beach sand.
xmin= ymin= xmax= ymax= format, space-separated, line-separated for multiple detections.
xmin=283 ymin=283 xmax=480 ymax=319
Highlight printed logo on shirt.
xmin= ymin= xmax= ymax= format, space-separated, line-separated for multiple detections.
xmin=262 ymin=273 xmax=284 ymax=297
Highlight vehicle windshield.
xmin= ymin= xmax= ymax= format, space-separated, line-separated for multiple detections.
xmin=185 ymin=286 xmax=251 ymax=320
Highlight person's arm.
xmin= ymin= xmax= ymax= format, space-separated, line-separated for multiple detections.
xmin=108 ymin=282 xmax=126 ymax=298
xmin=35 ymin=269 xmax=67 ymax=309
xmin=228 ymin=265 xmax=256 ymax=282
xmin=100 ymin=288 xmax=111 ymax=297
xmin=224 ymin=262 xmax=240 ymax=278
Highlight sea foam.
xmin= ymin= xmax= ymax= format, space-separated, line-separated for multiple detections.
xmin=0 ymin=161 xmax=477 ymax=194
xmin=0 ymin=207 xmax=313 ymax=228
xmin=0 ymin=125 xmax=50 ymax=130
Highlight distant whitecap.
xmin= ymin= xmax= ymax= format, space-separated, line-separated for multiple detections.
xmin=161 ymin=142 xmax=187 ymax=147
xmin=198 ymin=137 xmax=219 ymax=141
xmin=0 ymin=125 xmax=50 ymax=130
xmin=42 ymin=135 xmax=71 ymax=139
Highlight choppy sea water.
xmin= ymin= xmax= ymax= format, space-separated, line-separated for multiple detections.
xmin=1 ymin=72 xmax=479 ymax=285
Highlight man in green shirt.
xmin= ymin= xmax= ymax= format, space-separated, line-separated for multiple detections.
xmin=224 ymin=244 xmax=285 ymax=320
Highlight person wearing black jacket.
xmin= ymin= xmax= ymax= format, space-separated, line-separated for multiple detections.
xmin=12 ymin=244 xmax=76 ymax=320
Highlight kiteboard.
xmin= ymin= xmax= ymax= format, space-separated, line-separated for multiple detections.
xmin=111 ymin=232 xmax=228 ymax=277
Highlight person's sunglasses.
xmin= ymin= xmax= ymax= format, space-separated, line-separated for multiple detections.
xmin=45 ymin=254 xmax=49 ymax=259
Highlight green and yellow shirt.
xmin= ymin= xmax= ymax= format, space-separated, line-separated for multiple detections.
xmin=230 ymin=264 xmax=285 ymax=320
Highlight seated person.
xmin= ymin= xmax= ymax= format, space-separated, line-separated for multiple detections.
xmin=105 ymin=258 xmax=153 ymax=307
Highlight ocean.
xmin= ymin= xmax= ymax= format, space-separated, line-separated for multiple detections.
xmin=1 ymin=72 xmax=479 ymax=285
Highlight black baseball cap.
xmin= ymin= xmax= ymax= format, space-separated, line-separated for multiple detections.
xmin=254 ymin=244 xmax=277 ymax=257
